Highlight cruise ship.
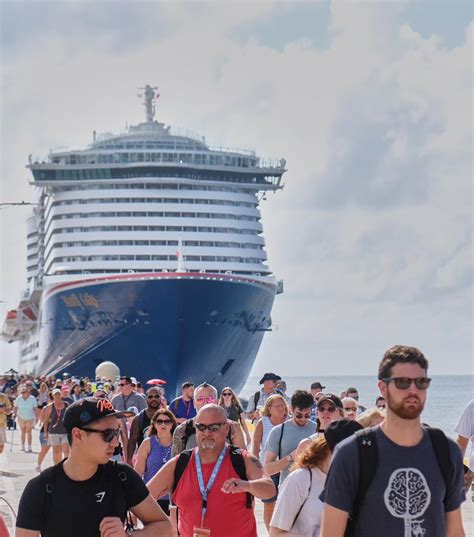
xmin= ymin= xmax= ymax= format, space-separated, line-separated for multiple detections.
xmin=2 ymin=86 xmax=286 ymax=396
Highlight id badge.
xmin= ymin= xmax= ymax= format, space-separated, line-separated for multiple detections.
xmin=193 ymin=525 xmax=211 ymax=537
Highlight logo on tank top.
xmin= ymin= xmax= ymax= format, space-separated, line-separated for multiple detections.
xmin=95 ymin=491 xmax=106 ymax=503
xmin=383 ymin=467 xmax=431 ymax=537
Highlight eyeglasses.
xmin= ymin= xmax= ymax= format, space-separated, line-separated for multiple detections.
xmin=222 ymin=392 xmax=232 ymax=397
xmin=81 ymin=427 xmax=121 ymax=442
xmin=344 ymin=407 xmax=357 ymax=412
xmin=382 ymin=377 xmax=432 ymax=390
xmin=147 ymin=395 xmax=160 ymax=399
xmin=318 ymin=405 xmax=336 ymax=413
xmin=155 ymin=419 xmax=172 ymax=425
xmin=118 ymin=383 xmax=130 ymax=387
xmin=196 ymin=396 xmax=216 ymax=403
xmin=195 ymin=422 xmax=226 ymax=432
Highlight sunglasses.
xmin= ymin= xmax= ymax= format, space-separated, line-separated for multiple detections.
xmin=344 ymin=407 xmax=357 ymax=412
xmin=81 ymin=427 xmax=121 ymax=443
xmin=222 ymin=393 xmax=232 ymax=397
xmin=155 ymin=419 xmax=172 ymax=425
xmin=196 ymin=396 xmax=216 ymax=403
xmin=294 ymin=412 xmax=311 ymax=419
xmin=318 ymin=405 xmax=336 ymax=413
xmin=147 ymin=395 xmax=160 ymax=399
xmin=195 ymin=422 xmax=226 ymax=432
xmin=382 ymin=377 xmax=432 ymax=390
xmin=118 ymin=383 xmax=130 ymax=387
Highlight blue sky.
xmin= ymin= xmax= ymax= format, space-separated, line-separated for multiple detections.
xmin=0 ymin=1 xmax=472 ymax=377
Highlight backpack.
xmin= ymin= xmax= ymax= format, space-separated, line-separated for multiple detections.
xmin=253 ymin=391 xmax=260 ymax=410
xmin=172 ymin=446 xmax=253 ymax=509
xmin=344 ymin=426 xmax=454 ymax=537
xmin=42 ymin=461 xmax=134 ymax=532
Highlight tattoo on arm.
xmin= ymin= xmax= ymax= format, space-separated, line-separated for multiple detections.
xmin=247 ymin=453 xmax=263 ymax=469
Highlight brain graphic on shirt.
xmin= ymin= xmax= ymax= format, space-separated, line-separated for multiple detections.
xmin=384 ymin=468 xmax=431 ymax=518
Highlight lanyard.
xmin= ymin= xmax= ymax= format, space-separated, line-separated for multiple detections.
xmin=195 ymin=446 xmax=227 ymax=525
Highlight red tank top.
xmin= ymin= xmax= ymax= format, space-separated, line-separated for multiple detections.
xmin=172 ymin=448 xmax=257 ymax=537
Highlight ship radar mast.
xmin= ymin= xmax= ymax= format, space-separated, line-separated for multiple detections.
xmin=137 ymin=85 xmax=159 ymax=123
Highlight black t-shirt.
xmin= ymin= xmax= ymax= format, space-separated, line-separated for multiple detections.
xmin=16 ymin=461 xmax=149 ymax=537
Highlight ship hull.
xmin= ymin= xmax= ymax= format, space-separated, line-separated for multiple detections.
xmin=37 ymin=273 xmax=276 ymax=397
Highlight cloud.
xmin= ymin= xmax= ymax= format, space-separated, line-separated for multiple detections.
xmin=0 ymin=1 xmax=472 ymax=376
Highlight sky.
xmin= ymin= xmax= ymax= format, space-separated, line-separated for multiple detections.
xmin=0 ymin=1 xmax=472 ymax=378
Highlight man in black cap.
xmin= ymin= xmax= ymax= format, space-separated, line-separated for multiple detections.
xmin=245 ymin=372 xmax=282 ymax=422
xmin=310 ymin=381 xmax=326 ymax=421
xmin=16 ymin=398 xmax=172 ymax=537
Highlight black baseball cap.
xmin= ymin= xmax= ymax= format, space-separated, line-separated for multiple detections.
xmin=310 ymin=381 xmax=326 ymax=390
xmin=317 ymin=393 xmax=343 ymax=409
xmin=63 ymin=397 xmax=134 ymax=433
xmin=324 ymin=419 xmax=363 ymax=451
xmin=259 ymin=372 xmax=282 ymax=384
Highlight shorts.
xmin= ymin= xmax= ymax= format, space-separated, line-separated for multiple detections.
xmin=48 ymin=433 xmax=68 ymax=446
xmin=17 ymin=417 xmax=35 ymax=428
xmin=39 ymin=431 xmax=48 ymax=446
xmin=0 ymin=428 xmax=6 ymax=444
xmin=262 ymin=473 xmax=280 ymax=504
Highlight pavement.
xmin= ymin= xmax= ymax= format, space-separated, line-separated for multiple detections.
xmin=0 ymin=427 xmax=472 ymax=536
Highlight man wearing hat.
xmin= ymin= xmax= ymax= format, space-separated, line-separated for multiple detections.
xmin=310 ymin=381 xmax=326 ymax=421
xmin=245 ymin=372 xmax=282 ymax=422
xmin=16 ymin=397 xmax=172 ymax=537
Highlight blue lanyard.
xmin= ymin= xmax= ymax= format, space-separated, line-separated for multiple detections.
xmin=195 ymin=446 xmax=227 ymax=525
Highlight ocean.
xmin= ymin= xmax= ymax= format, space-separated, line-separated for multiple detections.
xmin=240 ymin=375 xmax=473 ymax=439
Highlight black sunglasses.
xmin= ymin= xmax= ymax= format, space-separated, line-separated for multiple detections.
xmin=318 ymin=405 xmax=336 ymax=413
xmin=147 ymin=395 xmax=160 ymax=399
xmin=382 ymin=377 xmax=432 ymax=390
xmin=81 ymin=427 xmax=121 ymax=442
xmin=222 ymin=392 xmax=232 ymax=397
xmin=195 ymin=422 xmax=226 ymax=432
xmin=155 ymin=418 xmax=172 ymax=425
xmin=118 ymin=383 xmax=130 ymax=387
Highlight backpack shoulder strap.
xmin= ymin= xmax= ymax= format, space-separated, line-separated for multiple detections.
xmin=278 ymin=422 xmax=285 ymax=459
xmin=425 ymin=426 xmax=453 ymax=506
xmin=292 ymin=467 xmax=312 ymax=528
xmin=172 ymin=449 xmax=193 ymax=493
xmin=253 ymin=391 xmax=260 ymax=409
xmin=229 ymin=446 xmax=253 ymax=509
xmin=345 ymin=427 xmax=378 ymax=537
xmin=173 ymin=397 xmax=180 ymax=414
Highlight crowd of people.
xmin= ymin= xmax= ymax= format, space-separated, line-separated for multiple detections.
xmin=0 ymin=345 xmax=470 ymax=536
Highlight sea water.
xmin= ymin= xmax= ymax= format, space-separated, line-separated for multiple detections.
xmin=240 ymin=375 xmax=473 ymax=439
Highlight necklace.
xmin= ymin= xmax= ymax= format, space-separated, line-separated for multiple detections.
xmin=158 ymin=440 xmax=172 ymax=465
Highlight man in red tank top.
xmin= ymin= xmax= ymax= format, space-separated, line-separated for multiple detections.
xmin=148 ymin=404 xmax=276 ymax=537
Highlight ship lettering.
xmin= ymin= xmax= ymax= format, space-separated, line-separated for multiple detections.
xmin=80 ymin=293 xmax=100 ymax=308
xmin=61 ymin=294 xmax=84 ymax=309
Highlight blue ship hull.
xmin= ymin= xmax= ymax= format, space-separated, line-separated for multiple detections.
xmin=37 ymin=273 xmax=276 ymax=397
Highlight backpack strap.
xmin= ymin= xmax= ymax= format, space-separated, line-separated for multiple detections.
xmin=425 ymin=426 xmax=453 ymax=507
xmin=173 ymin=398 xmax=180 ymax=415
xmin=291 ymin=468 xmax=312 ymax=528
xmin=183 ymin=419 xmax=196 ymax=450
xmin=41 ymin=464 xmax=61 ymax=534
xmin=345 ymin=427 xmax=378 ymax=537
xmin=229 ymin=446 xmax=253 ymax=509
xmin=172 ymin=449 xmax=193 ymax=493
xmin=253 ymin=391 xmax=260 ymax=410
xmin=277 ymin=422 xmax=285 ymax=460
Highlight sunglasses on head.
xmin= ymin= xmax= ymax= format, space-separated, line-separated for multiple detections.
xmin=195 ymin=422 xmax=226 ymax=432
xmin=222 ymin=392 xmax=232 ymax=397
xmin=81 ymin=427 xmax=121 ymax=443
xmin=318 ymin=405 xmax=336 ymax=413
xmin=147 ymin=394 xmax=160 ymax=399
xmin=155 ymin=418 xmax=172 ymax=425
xmin=196 ymin=396 xmax=216 ymax=403
xmin=382 ymin=377 xmax=432 ymax=390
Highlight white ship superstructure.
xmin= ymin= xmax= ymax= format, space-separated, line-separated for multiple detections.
xmin=4 ymin=86 xmax=286 ymax=393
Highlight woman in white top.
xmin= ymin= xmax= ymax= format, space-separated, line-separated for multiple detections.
xmin=251 ymin=394 xmax=289 ymax=462
xmin=270 ymin=419 xmax=363 ymax=537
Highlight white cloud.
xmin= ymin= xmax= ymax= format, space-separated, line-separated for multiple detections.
xmin=1 ymin=1 xmax=471 ymax=376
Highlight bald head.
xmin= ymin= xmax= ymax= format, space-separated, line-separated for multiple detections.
xmin=196 ymin=404 xmax=226 ymax=422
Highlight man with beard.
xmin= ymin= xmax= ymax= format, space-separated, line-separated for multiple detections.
xmin=147 ymin=404 xmax=275 ymax=537
xmin=127 ymin=387 xmax=162 ymax=465
xmin=320 ymin=345 xmax=465 ymax=537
